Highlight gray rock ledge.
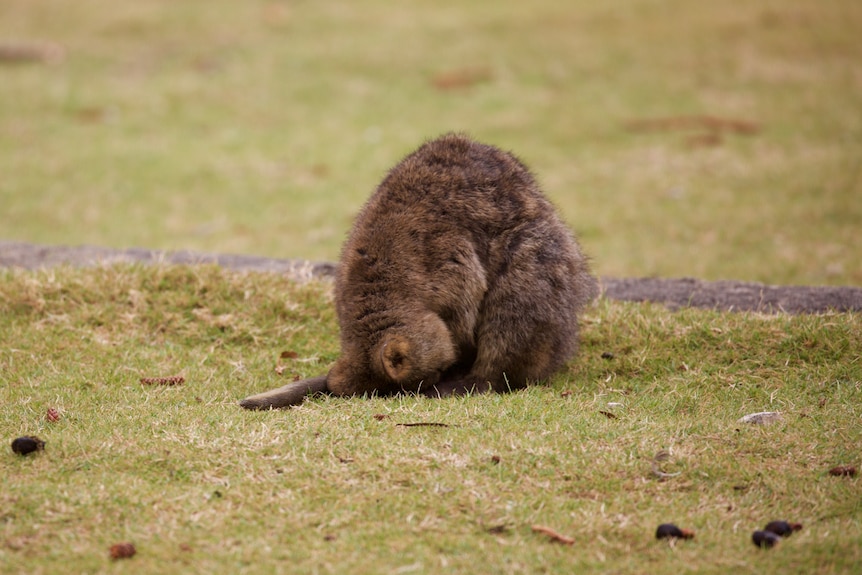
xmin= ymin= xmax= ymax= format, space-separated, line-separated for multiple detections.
xmin=2 ymin=240 xmax=860 ymax=314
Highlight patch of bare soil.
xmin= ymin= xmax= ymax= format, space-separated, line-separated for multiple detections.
xmin=1 ymin=240 xmax=860 ymax=314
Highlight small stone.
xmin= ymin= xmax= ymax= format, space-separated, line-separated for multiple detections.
xmin=752 ymin=530 xmax=781 ymax=549
xmin=11 ymin=436 xmax=45 ymax=456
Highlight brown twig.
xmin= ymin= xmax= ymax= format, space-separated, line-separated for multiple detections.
xmin=531 ymin=524 xmax=575 ymax=545
xmin=140 ymin=376 xmax=185 ymax=386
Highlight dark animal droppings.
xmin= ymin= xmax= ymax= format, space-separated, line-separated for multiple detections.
xmin=828 ymin=465 xmax=857 ymax=477
xmin=764 ymin=520 xmax=802 ymax=537
xmin=752 ymin=530 xmax=781 ymax=549
xmin=655 ymin=523 xmax=694 ymax=540
xmin=11 ymin=436 xmax=45 ymax=456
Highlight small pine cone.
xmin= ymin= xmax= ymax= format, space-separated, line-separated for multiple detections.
xmin=109 ymin=542 xmax=136 ymax=560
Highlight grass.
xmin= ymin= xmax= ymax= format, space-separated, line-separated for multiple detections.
xmin=2 ymin=0 xmax=861 ymax=285
xmin=1 ymin=265 xmax=860 ymax=574
xmin=2 ymin=1 xmax=861 ymax=573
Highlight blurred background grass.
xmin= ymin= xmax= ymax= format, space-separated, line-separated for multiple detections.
xmin=1 ymin=0 xmax=860 ymax=285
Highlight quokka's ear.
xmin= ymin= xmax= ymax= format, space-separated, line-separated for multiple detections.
xmin=380 ymin=335 xmax=413 ymax=383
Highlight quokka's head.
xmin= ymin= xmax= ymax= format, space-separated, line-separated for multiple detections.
xmin=374 ymin=312 xmax=457 ymax=390
xmin=326 ymin=312 xmax=457 ymax=396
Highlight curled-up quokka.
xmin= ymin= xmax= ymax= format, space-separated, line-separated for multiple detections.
xmin=241 ymin=133 xmax=598 ymax=409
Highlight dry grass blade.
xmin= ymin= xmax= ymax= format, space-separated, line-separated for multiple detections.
xmin=651 ymin=449 xmax=682 ymax=479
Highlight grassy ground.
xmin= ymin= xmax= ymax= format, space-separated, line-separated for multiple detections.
xmin=2 ymin=0 xmax=861 ymax=285
xmin=2 ymin=2 xmax=861 ymax=573
xmin=1 ymin=265 xmax=860 ymax=574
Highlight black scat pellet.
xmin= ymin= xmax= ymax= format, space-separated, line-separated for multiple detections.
xmin=764 ymin=520 xmax=802 ymax=537
xmin=752 ymin=530 xmax=781 ymax=549
xmin=655 ymin=523 xmax=694 ymax=540
xmin=11 ymin=436 xmax=45 ymax=456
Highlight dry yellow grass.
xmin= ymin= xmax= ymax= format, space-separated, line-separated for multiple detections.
xmin=1 ymin=0 xmax=860 ymax=284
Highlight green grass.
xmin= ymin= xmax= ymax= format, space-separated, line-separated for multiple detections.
xmin=2 ymin=0 xmax=861 ymax=285
xmin=1 ymin=265 xmax=860 ymax=574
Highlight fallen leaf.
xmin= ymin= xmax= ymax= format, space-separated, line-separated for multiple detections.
xmin=431 ymin=67 xmax=491 ymax=91
xmin=686 ymin=133 xmax=723 ymax=148
xmin=0 ymin=42 xmax=65 ymax=65
xmin=737 ymin=411 xmax=782 ymax=424
xmin=624 ymin=115 xmax=760 ymax=135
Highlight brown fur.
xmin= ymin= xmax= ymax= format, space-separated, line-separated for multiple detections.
xmin=240 ymin=133 xmax=597 ymax=409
